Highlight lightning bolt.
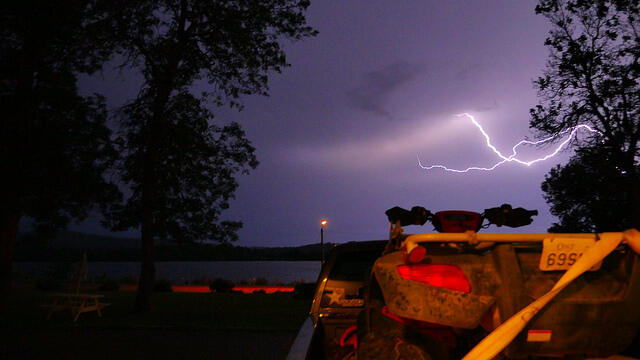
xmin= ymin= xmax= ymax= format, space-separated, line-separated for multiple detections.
xmin=418 ymin=113 xmax=601 ymax=173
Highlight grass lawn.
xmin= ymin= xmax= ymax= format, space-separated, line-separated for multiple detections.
xmin=3 ymin=289 xmax=311 ymax=359
xmin=6 ymin=288 xmax=310 ymax=331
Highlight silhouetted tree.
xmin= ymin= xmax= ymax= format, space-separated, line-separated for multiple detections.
xmin=104 ymin=0 xmax=316 ymax=312
xmin=0 ymin=1 xmax=119 ymax=315
xmin=542 ymin=146 xmax=636 ymax=232
xmin=532 ymin=0 xmax=640 ymax=231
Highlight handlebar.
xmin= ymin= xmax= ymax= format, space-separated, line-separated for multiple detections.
xmin=386 ymin=203 xmax=538 ymax=232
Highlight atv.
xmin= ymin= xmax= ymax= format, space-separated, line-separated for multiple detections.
xmin=357 ymin=204 xmax=640 ymax=360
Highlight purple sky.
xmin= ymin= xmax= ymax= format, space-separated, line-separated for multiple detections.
xmin=75 ymin=1 xmax=578 ymax=247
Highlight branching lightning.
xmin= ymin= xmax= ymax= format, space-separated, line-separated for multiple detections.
xmin=418 ymin=113 xmax=601 ymax=173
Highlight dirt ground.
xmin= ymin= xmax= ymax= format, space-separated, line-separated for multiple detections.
xmin=2 ymin=328 xmax=296 ymax=359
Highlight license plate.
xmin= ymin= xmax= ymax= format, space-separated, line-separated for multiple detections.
xmin=539 ymin=237 xmax=602 ymax=271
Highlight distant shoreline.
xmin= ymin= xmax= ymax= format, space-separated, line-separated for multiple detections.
xmin=15 ymin=230 xmax=349 ymax=261
xmin=12 ymin=282 xmax=296 ymax=293
xmin=15 ymin=259 xmax=323 ymax=262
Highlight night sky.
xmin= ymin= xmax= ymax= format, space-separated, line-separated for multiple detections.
xmin=75 ymin=1 xmax=575 ymax=247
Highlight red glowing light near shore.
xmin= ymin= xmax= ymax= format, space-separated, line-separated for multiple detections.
xmin=117 ymin=284 xmax=294 ymax=293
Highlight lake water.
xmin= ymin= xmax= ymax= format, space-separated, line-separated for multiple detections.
xmin=13 ymin=261 xmax=322 ymax=284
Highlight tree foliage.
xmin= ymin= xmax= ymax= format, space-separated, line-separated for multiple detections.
xmin=0 ymin=0 xmax=120 ymax=314
xmin=103 ymin=0 xmax=316 ymax=311
xmin=107 ymin=0 xmax=317 ymax=105
xmin=532 ymin=0 xmax=640 ymax=231
xmin=1 ymin=0 xmax=119 ymax=231
xmin=109 ymin=91 xmax=258 ymax=243
xmin=542 ymin=147 xmax=636 ymax=232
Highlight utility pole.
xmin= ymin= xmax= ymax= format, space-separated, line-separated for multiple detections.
xmin=320 ymin=219 xmax=327 ymax=265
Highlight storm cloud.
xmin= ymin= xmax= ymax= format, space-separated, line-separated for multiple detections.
xmin=347 ymin=61 xmax=424 ymax=120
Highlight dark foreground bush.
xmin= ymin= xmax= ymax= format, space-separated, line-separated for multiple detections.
xmin=99 ymin=280 xmax=120 ymax=291
xmin=191 ymin=277 xmax=211 ymax=285
xmin=210 ymin=278 xmax=234 ymax=293
xmin=293 ymin=282 xmax=316 ymax=299
xmin=154 ymin=279 xmax=173 ymax=292
xmin=253 ymin=277 xmax=268 ymax=286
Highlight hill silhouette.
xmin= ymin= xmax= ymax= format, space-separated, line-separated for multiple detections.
xmin=14 ymin=231 xmax=345 ymax=261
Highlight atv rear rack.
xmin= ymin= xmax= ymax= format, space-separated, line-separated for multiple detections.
xmin=402 ymin=230 xmax=640 ymax=255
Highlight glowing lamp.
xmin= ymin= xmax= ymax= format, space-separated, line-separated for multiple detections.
xmin=320 ymin=219 xmax=328 ymax=265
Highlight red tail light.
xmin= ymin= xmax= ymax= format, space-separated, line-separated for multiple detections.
xmin=397 ymin=264 xmax=471 ymax=293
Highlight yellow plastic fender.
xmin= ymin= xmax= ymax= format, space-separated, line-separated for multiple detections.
xmin=462 ymin=229 xmax=640 ymax=360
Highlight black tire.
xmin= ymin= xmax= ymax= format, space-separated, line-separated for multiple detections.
xmin=357 ymin=299 xmax=450 ymax=360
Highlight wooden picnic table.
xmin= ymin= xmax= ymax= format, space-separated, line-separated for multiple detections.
xmin=42 ymin=293 xmax=111 ymax=322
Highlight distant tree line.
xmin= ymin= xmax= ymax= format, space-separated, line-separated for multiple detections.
xmin=14 ymin=231 xmax=334 ymax=262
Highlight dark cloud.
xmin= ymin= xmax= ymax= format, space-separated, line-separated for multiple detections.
xmin=472 ymin=99 xmax=500 ymax=112
xmin=347 ymin=61 xmax=423 ymax=120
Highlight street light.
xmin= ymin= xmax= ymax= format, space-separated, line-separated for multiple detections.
xmin=320 ymin=219 xmax=327 ymax=265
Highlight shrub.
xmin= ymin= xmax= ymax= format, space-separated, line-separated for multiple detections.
xmin=154 ymin=279 xmax=173 ymax=292
xmin=99 ymin=280 xmax=120 ymax=291
xmin=209 ymin=278 xmax=234 ymax=293
xmin=293 ymin=282 xmax=316 ymax=299
xmin=252 ymin=277 xmax=268 ymax=286
xmin=191 ymin=277 xmax=211 ymax=285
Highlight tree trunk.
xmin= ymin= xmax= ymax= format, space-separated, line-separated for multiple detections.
xmin=134 ymin=114 xmax=160 ymax=313
xmin=0 ymin=212 xmax=19 ymax=318
xmin=132 ymin=43 xmax=180 ymax=312
xmin=133 ymin=82 xmax=174 ymax=313
xmin=632 ymin=177 xmax=640 ymax=231
xmin=623 ymin=154 xmax=640 ymax=231
xmin=134 ymin=206 xmax=155 ymax=312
